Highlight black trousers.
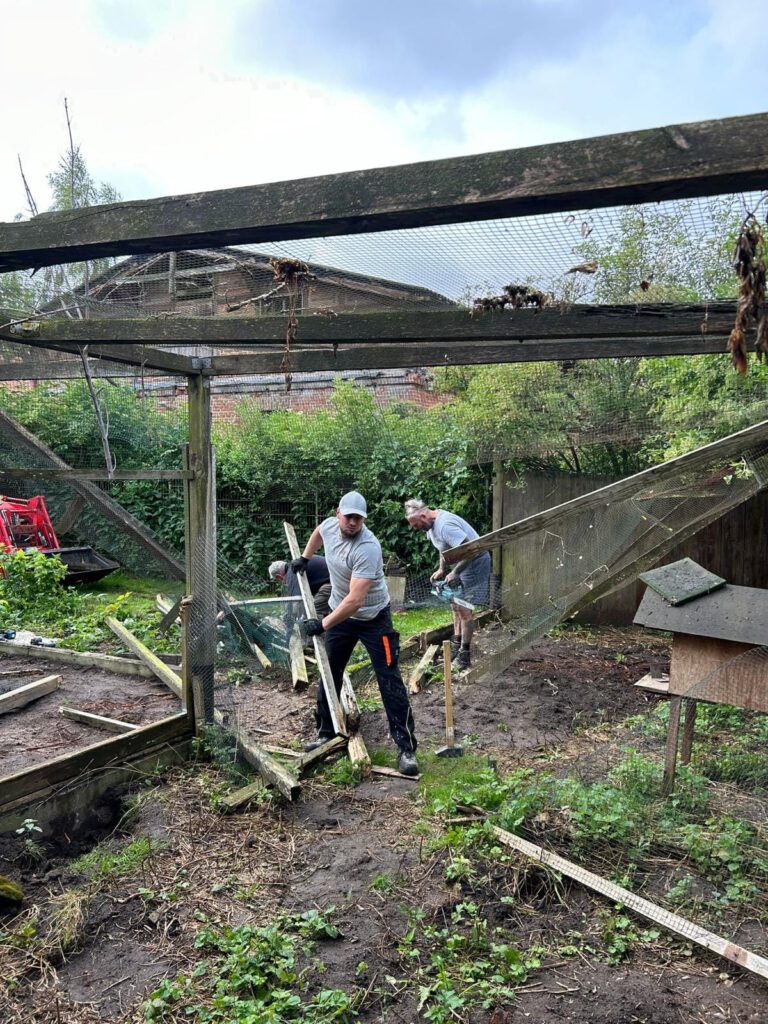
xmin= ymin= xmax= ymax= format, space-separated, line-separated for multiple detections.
xmin=317 ymin=605 xmax=417 ymax=753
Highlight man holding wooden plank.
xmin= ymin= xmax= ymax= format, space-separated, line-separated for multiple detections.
xmin=269 ymin=556 xmax=332 ymax=622
xmin=293 ymin=491 xmax=419 ymax=776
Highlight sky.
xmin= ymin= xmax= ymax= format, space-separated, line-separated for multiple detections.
xmin=0 ymin=0 xmax=766 ymax=223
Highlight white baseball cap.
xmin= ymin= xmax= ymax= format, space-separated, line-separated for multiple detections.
xmin=339 ymin=491 xmax=368 ymax=518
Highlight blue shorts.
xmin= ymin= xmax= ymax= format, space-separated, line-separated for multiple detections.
xmin=457 ymin=552 xmax=491 ymax=608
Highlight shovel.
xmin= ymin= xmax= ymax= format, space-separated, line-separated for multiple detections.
xmin=436 ymin=639 xmax=463 ymax=758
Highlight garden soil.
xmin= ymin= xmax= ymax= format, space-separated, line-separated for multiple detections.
xmin=1 ymin=628 xmax=766 ymax=1024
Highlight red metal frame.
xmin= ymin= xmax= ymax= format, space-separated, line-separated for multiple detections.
xmin=0 ymin=495 xmax=60 ymax=552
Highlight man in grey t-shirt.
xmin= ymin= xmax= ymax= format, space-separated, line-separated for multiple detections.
xmin=291 ymin=490 xmax=418 ymax=776
xmin=404 ymin=499 xmax=491 ymax=671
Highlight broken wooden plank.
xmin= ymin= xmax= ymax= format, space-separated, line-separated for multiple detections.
xmin=408 ymin=644 xmax=439 ymax=694
xmin=156 ymin=593 xmax=183 ymax=634
xmin=262 ymin=744 xmax=303 ymax=759
xmin=298 ymin=735 xmax=348 ymax=772
xmin=0 ymin=641 xmax=180 ymax=680
xmin=492 ymin=825 xmax=768 ymax=982
xmin=218 ymin=778 xmax=265 ymax=813
xmin=283 ymin=522 xmax=346 ymax=736
xmin=0 ymin=675 xmax=60 ymax=714
xmin=2 ymin=112 xmax=767 ymax=271
xmin=288 ymin=626 xmax=309 ymax=690
xmin=220 ymin=715 xmax=300 ymax=801
xmin=60 ymin=707 xmax=136 ymax=733
xmin=105 ymin=617 xmax=183 ymax=701
xmin=340 ymin=672 xmax=370 ymax=772
xmin=370 ymin=765 xmax=421 ymax=782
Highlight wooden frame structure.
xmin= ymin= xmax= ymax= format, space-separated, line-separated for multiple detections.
xmin=0 ymin=110 xmax=766 ymax=820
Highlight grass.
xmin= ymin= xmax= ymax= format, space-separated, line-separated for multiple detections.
xmin=393 ymin=606 xmax=452 ymax=640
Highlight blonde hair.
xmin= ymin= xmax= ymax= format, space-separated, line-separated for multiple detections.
xmin=404 ymin=498 xmax=427 ymax=518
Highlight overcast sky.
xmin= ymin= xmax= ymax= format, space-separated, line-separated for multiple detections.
xmin=0 ymin=0 xmax=766 ymax=223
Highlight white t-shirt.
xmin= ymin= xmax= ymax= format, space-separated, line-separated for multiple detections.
xmin=319 ymin=517 xmax=390 ymax=620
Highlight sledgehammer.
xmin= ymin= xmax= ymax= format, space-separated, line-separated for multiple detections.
xmin=436 ymin=639 xmax=463 ymax=758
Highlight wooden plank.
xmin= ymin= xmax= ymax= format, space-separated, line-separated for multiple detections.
xmin=288 ymin=626 xmax=309 ymax=690
xmin=408 ymin=644 xmax=439 ymax=694
xmin=218 ymin=778 xmax=265 ymax=813
xmin=0 ymin=406 xmax=186 ymax=582
xmin=0 ymin=642 xmax=178 ymax=679
xmin=105 ymin=617 xmax=184 ymax=701
xmin=1 ymin=112 xmax=766 ymax=269
xmin=680 ymin=699 xmax=697 ymax=765
xmin=0 ymin=468 xmax=192 ymax=481
xmin=216 ymin=710 xmax=300 ymax=800
xmin=340 ymin=672 xmax=370 ymax=771
xmin=1 ymin=304 xmax=735 ymax=346
xmin=0 ymin=675 xmax=60 ymax=714
xmin=283 ymin=522 xmax=346 ymax=736
xmin=54 ymin=495 xmax=87 ymax=535
xmin=298 ymin=735 xmax=348 ymax=772
xmin=0 ymin=333 xmax=195 ymax=374
xmin=0 ymin=713 xmax=190 ymax=806
xmin=370 ymin=765 xmax=421 ymax=781
xmin=60 ymin=707 xmax=136 ymax=733
xmin=446 ymin=418 xmax=768 ymax=564
xmin=634 ymin=673 xmax=670 ymax=694
xmin=492 ymin=825 xmax=768 ymax=982
xmin=157 ymin=594 xmax=183 ymax=633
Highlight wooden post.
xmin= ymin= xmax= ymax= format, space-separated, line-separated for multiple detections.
xmin=283 ymin=522 xmax=346 ymax=736
xmin=680 ymin=699 xmax=698 ymax=766
xmin=491 ymin=461 xmax=504 ymax=579
xmin=662 ymin=696 xmax=683 ymax=796
xmin=186 ymin=374 xmax=218 ymax=727
xmin=408 ymin=644 xmax=439 ymax=694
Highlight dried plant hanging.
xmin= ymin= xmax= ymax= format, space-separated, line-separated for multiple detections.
xmin=269 ymin=257 xmax=310 ymax=392
xmin=727 ymin=213 xmax=767 ymax=374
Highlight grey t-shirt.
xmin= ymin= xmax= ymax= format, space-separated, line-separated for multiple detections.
xmin=427 ymin=510 xmax=480 ymax=553
xmin=318 ymin=517 xmax=390 ymax=620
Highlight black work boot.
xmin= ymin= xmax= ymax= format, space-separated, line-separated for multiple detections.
xmin=303 ymin=735 xmax=334 ymax=753
xmin=453 ymin=647 xmax=471 ymax=672
xmin=449 ymin=634 xmax=461 ymax=659
xmin=397 ymin=749 xmax=419 ymax=776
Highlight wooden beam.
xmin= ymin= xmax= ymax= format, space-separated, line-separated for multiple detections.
xmin=0 ymin=406 xmax=187 ymax=582
xmin=60 ymin=707 xmax=136 ymax=733
xmin=0 ymin=642 xmax=180 ymax=679
xmin=298 ymin=735 xmax=348 ymax=772
xmin=0 ymin=675 xmax=60 ymax=714
xmin=1 ymin=112 xmax=766 ymax=270
xmin=215 ymin=710 xmax=300 ymax=800
xmin=492 ymin=825 xmax=768 ymax=982
xmin=444 ymin=417 xmax=768 ymax=564
xmin=283 ymin=521 xmax=346 ymax=737
xmin=288 ymin=626 xmax=309 ymax=690
xmin=0 ymin=714 xmax=189 ymax=806
xmin=0 ymin=468 xmax=192 ymax=481
xmin=1 ymin=304 xmax=735 ymax=345
xmin=408 ymin=644 xmax=439 ymax=694
xmin=0 ymin=330 xmax=195 ymax=373
xmin=218 ymin=778 xmax=265 ymax=813
xmin=105 ymin=616 xmax=184 ymax=701
xmin=340 ymin=672 xmax=371 ymax=771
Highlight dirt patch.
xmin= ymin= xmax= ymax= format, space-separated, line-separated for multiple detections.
xmin=0 ymin=654 xmax=181 ymax=777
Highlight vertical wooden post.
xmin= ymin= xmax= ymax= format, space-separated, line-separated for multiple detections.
xmin=662 ymin=696 xmax=683 ymax=796
xmin=186 ymin=373 xmax=217 ymax=727
xmin=491 ymin=461 xmax=504 ymax=582
xmin=680 ymin=699 xmax=697 ymax=766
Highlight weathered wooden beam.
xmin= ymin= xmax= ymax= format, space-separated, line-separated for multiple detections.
xmin=215 ymin=710 xmax=300 ymax=800
xmin=445 ymin=417 xmax=768 ymax=564
xmin=0 ymin=406 xmax=187 ymax=582
xmin=340 ymin=672 xmax=370 ymax=771
xmin=1 ymin=304 xmax=735 ymax=345
xmin=298 ymin=735 xmax=348 ymax=772
xmin=288 ymin=626 xmax=309 ymax=690
xmin=492 ymin=825 xmax=768 ymax=982
xmin=283 ymin=521 xmax=346 ymax=737
xmin=1 ymin=112 xmax=766 ymax=270
xmin=407 ymin=644 xmax=439 ymax=695
xmin=60 ymin=706 xmax=137 ymax=733
xmin=0 ymin=713 xmax=189 ymax=807
xmin=0 ymin=468 xmax=192 ymax=481
xmin=105 ymin=616 xmax=184 ymax=702
xmin=0 ymin=641 xmax=180 ymax=679
xmin=0 ymin=329 xmax=195 ymax=373
xmin=218 ymin=777 xmax=265 ymax=813
xmin=0 ymin=675 xmax=60 ymax=714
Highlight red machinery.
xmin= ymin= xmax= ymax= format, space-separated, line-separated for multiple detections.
xmin=0 ymin=495 xmax=119 ymax=585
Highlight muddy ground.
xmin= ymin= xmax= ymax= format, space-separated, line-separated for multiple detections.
xmin=1 ymin=627 xmax=767 ymax=1023
xmin=0 ymin=650 xmax=182 ymax=777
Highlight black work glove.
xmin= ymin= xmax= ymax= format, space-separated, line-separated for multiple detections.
xmin=300 ymin=617 xmax=325 ymax=637
xmin=291 ymin=555 xmax=310 ymax=574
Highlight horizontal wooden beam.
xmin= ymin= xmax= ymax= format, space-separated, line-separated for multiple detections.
xmin=1 ymin=304 xmax=734 ymax=346
xmin=0 ymin=468 xmax=191 ymax=481
xmin=1 ymin=113 xmax=766 ymax=270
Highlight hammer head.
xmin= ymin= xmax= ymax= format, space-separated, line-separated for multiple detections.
xmin=436 ymin=744 xmax=464 ymax=758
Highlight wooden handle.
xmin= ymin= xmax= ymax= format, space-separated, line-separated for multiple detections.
xmin=442 ymin=640 xmax=455 ymax=744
